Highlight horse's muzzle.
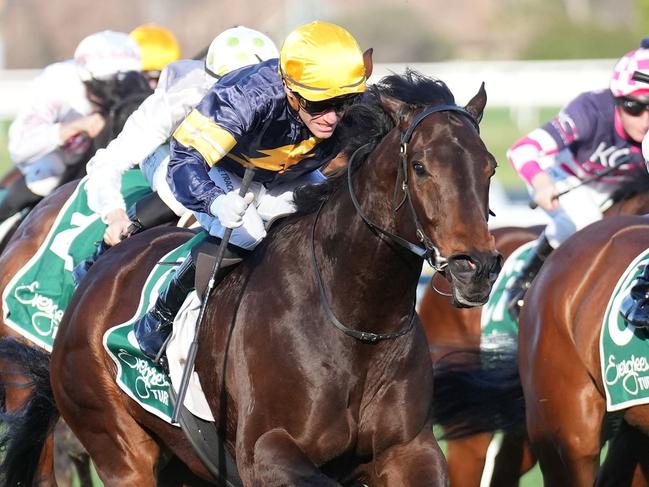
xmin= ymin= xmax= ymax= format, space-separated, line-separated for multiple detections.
xmin=445 ymin=251 xmax=503 ymax=308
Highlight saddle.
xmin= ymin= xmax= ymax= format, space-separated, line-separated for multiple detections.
xmin=191 ymin=237 xmax=248 ymax=298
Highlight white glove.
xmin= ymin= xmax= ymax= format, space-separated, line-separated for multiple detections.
xmin=210 ymin=190 xmax=255 ymax=228
xmin=256 ymin=190 xmax=296 ymax=224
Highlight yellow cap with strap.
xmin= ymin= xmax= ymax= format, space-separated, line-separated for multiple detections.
xmin=129 ymin=23 xmax=181 ymax=72
xmin=280 ymin=21 xmax=366 ymax=102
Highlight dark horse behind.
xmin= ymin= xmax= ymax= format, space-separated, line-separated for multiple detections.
xmin=0 ymin=70 xmax=501 ymax=486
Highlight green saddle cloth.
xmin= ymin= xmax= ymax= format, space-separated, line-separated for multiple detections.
xmin=104 ymin=232 xmax=206 ymax=424
xmin=480 ymin=241 xmax=536 ymax=351
xmin=601 ymin=248 xmax=649 ymax=411
xmin=2 ymin=170 xmax=152 ymax=351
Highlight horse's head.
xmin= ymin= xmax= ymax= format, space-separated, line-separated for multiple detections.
xmin=374 ymin=74 xmax=502 ymax=307
xmin=92 ymin=72 xmax=153 ymax=149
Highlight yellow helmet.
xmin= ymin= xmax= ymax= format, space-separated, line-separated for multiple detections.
xmin=280 ymin=21 xmax=366 ymax=102
xmin=129 ymin=23 xmax=181 ymax=73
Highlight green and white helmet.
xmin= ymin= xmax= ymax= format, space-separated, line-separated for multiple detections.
xmin=205 ymin=26 xmax=279 ymax=78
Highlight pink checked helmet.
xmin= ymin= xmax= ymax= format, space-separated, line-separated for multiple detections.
xmin=610 ymin=39 xmax=649 ymax=98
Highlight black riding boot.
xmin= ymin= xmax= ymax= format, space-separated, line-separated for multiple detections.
xmin=134 ymin=239 xmax=248 ymax=370
xmin=72 ymin=192 xmax=177 ymax=285
xmin=0 ymin=175 xmax=43 ymax=220
xmin=72 ymin=240 xmax=111 ymax=286
xmin=619 ymin=265 xmax=649 ymax=328
xmin=134 ymin=255 xmax=196 ymax=368
xmin=506 ymin=235 xmax=554 ymax=319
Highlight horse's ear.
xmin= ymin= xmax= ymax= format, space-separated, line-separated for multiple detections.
xmin=363 ymin=48 xmax=374 ymax=80
xmin=465 ymin=82 xmax=487 ymax=124
xmin=379 ymin=94 xmax=409 ymax=127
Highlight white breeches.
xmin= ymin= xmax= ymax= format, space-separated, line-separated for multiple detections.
xmin=140 ymin=145 xmax=189 ymax=217
xmin=18 ymin=151 xmax=68 ymax=197
xmin=541 ymin=164 xmax=612 ymax=248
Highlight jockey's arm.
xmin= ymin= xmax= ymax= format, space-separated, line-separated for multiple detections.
xmin=168 ymin=99 xmax=243 ymax=214
xmin=506 ymin=127 xmax=563 ymax=212
xmin=7 ymin=66 xmax=71 ymax=165
xmin=84 ymin=82 xmax=176 ymax=221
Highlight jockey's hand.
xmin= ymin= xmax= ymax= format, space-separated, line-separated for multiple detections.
xmin=211 ymin=191 xmax=255 ymax=228
xmin=531 ymin=172 xmax=560 ymax=212
xmin=103 ymin=208 xmax=133 ymax=246
xmin=59 ymin=113 xmax=106 ymax=142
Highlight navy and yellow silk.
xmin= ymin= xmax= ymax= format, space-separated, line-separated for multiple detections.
xmin=168 ymin=59 xmax=340 ymax=214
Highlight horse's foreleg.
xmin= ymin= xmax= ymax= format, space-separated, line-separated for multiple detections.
xmin=370 ymin=426 xmax=447 ymax=487
xmin=244 ymin=428 xmax=341 ymax=486
xmin=445 ymin=433 xmax=492 ymax=487
xmin=597 ymin=420 xmax=649 ymax=487
xmin=488 ymin=432 xmax=536 ymax=487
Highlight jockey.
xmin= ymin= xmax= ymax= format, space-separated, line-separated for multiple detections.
xmin=73 ymin=26 xmax=279 ymax=282
xmin=133 ymin=20 xmax=369 ymax=364
xmin=0 ymin=31 xmax=141 ymax=220
xmin=129 ymin=23 xmax=181 ymax=89
xmin=505 ymin=40 xmax=649 ymax=318
xmin=620 ymin=62 xmax=649 ymax=327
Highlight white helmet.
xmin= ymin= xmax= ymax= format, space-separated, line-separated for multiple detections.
xmin=205 ymin=26 xmax=279 ymax=78
xmin=74 ymin=30 xmax=141 ymax=82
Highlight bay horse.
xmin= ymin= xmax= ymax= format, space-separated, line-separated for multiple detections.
xmin=518 ymin=214 xmax=649 ymax=486
xmin=2 ymin=70 xmax=502 ymax=486
xmin=0 ymin=78 xmax=154 ymax=486
xmin=419 ymin=173 xmax=649 ymax=487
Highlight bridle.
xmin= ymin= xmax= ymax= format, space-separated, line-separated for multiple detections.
xmin=311 ymin=103 xmax=480 ymax=343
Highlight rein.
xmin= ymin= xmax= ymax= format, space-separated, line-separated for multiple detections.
xmin=311 ymin=103 xmax=479 ymax=343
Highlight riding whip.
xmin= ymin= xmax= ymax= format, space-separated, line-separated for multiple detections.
xmin=632 ymin=70 xmax=649 ymax=84
xmin=528 ymin=155 xmax=631 ymax=210
xmin=171 ymin=166 xmax=256 ymax=423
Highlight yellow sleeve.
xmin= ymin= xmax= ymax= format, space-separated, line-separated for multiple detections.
xmin=173 ymin=109 xmax=237 ymax=166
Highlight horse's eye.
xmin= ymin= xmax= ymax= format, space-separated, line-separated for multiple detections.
xmin=412 ymin=161 xmax=427 ymax=176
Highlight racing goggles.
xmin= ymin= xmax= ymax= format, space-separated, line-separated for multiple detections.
xmin=294 ymin=93 xmax=360 ymax=116
xmin=616 ymin=97 xmax=649 ymax=117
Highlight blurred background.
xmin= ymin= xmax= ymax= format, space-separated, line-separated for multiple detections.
xmin=0 ymin=1 xmax=646 ymax=485
xmin=1 ymin=0 xmax=648 ymax=228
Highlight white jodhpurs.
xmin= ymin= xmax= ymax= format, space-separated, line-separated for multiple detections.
xmin=541 ymin=164 xmax=613 ymax=248
xmin=140 ymin=144 xmax=189 ymax=217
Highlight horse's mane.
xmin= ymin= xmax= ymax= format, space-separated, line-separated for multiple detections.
xmin=609 ymin=170 xmax=649 ymax=204
xmin=94 ymin=72 xmax=153 ymax=150
xmin=294 ymin=69 xmax=455 ymax=214
xmin=60 ymin=74 xmax=153 ymax=185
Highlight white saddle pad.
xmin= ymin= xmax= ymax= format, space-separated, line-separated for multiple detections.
xmin=166 ymin=291 xmax=214 ymax=421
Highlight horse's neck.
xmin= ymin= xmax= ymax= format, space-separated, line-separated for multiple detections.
xmin=606 ymin=190 xmax=649 ymax=216
xmin=624 ymin=190 xmax=649 ymax=215
xmin=317 ymin=149 xmax=422 ymax=331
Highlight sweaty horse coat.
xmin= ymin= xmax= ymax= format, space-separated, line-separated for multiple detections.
xmin=3 ymin=70 xmax=501 ymax=487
